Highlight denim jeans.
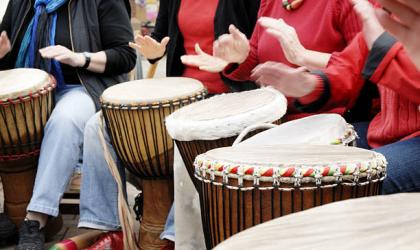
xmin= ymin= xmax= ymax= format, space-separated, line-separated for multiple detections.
xmin=78 ymin=112 xmax=124 ymax=230
xmin=353 ymin=122 xmax=420 ymax=194
xmin=28 ymin=85 xmax=96 ymax=216
xmin=160 ymin=204 xmax=175 ymax=241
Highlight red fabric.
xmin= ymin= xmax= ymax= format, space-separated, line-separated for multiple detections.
xmin=85 ymin=231 xmax=124 ymax=250
xmin=223 ymin=0 xmax=363 ymax=120
xmin=178 ymin=0 xmax=229 ymax=94
xmin=313 ymin=33 xmax=420 ymax=148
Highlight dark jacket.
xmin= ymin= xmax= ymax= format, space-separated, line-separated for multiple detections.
xmin=151 ymin=0 xmax=260 ymax=92
xmin=0 ymin=0 xmax=136 ymax=110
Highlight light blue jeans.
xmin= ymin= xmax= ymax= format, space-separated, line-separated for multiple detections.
xmin=28 ymin=85 xmax=96 ymax=216
xmin=78 ymin=112 xmax=123 ymax=230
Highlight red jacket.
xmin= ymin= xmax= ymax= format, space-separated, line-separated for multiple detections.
xmin=223 ymin=0 xmax=363 ymax=120
xmin=300 ymin=33 xmax=420 ymax=148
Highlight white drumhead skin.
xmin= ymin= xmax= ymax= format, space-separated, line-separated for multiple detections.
xmin=166 ymin=87 xmax=287 ymax=141
xmin=0 ymin=68 xmax=50 ymax=101
xmin=239 ymin=114 xmax=351 ymax=146
xmin=215 ymin=193 xmax=420 ymax=250
xmin=202 ymin=144 xmax=376 ymax=166
xmin=101 ymin=77 xmax=205 ymax=105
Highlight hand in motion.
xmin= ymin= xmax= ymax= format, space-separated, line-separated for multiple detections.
xmin=259 ymin=17 xmax=307 ymax=66
xmin=251 ymin=61 xmax=317 ymax=97
xmin=213 ymin=24 xmax=250 ymax=64
xmin=39 ymin=45 xmax=85 ymax=67
xmin=375 ymin=0 xmax=420 ymax=69
xmin=0 ymin=31 xmax=11 ymax=59
xmin=180 ymin=44 xmax=229 ymax=73
xmin=351 ymin=0 xmax=385 ymax=49
xmin=129 ymin=34 xmax=169 ymax=60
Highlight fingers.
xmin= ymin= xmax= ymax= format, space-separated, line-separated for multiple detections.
xmin=194 ymin=43 xmax=206 ymax=55
xmin=229 ymin=24 xmax=246 ymax=41
xmin=160 ymin=36 xmax=170 ymax=47
xmin=351 ymin=0 xmax=376 ymax=21
xmin=129 ymin=42 xmax=141 ymax=50
xmin=180 ymin=55 xmax=205 ymax=67
xmin=39 ymin=45 xmax=68 ymax=58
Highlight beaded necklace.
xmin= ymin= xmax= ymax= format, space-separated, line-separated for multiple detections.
xmin=282 ymin=0 xmax=304 ymax=11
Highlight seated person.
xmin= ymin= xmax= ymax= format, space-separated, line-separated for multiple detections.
xmin=250 ymin=0 xmax=420 ymax=194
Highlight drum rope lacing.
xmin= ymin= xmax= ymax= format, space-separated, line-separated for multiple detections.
xmin=194 ymin=154 xmax=387 ymax=191
xmin=101 ymin=91 xmax=207 ymax=110
xmin=0 ymin=77 xmax=56 ymax=160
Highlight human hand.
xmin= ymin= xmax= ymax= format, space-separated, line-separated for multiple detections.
xmin=180 ymin=43 xmax=228 ymax=72
xmin=0 ymin=31 xmax=11 ymax=59
xmin=259 ymin=17 xmax=307 ymax=66
xmin=351 ymin=0 xmax=385 ymax=49
xmin=39 ymin=45 xmax=85 ymax=67
xmin=129 ymin=34 xmax=169 ymax=60
xmin=213 ymin=24 xmax=250 ymax=64
xmin=251 ymin=61 xmax=317 ymax=97
xmin=375 ymin=0 xmax=420 ymax=69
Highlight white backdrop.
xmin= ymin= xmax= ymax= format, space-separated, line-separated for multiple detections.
xmin=0 ymin=0 xmax=9 ymax=22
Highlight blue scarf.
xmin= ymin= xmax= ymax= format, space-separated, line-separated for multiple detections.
xmin=15 ymin=0 xmax=68 ymax=87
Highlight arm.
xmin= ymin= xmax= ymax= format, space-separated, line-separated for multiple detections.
xmin=40 ymin=0 xmax=136 ymax=74
xmin=362 ymin=33 xmax=420 ymax=104
xmin=222 ymin=0 xmax=270 ymax=81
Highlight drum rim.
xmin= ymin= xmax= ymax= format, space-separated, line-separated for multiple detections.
xmin=166 ymin=88 xmax=287 ymax=141
xmin=100 ymin=88 xmax=208 ymax=110
xmin=193 ymin=145 xmax=387 ymax=187
xmin=0 ymin=76 xmax=56 ymax=104
xmin=100 ymin=77 xmax=206 ymax=106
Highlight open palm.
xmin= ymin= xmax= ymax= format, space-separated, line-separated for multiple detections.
xmin=213 ymin=25 xmax=250 ymax=64
xmin=181 ymin=44 xmax=228 ymax=73
xmin=129 ymin=34 xmax=169 ymax=60
xmin=0 ymin=31 xmax=11 ymax=59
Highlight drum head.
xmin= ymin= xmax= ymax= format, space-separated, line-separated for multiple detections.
xmin=100 ymin=77 xmax=205 ymax=105
xmin=195 ymin=145 xmax=386 ymax=183
xmin=239 ymin=114 xmax=355 ymax=146
xmin=166 ymin=88 xmax=287 ymax=141
xmin=0 ymin=69 xmax=50 ymax=101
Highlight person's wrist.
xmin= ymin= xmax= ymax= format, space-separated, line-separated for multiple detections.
xmin=299 ymin=73 xmax=318 ymax=97
xmin=80 ymin=52 xmax=91 ymax=69
xmin=75 ymin=53 xmax=86 ymax=67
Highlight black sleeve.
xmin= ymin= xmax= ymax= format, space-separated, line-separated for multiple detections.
xmin=361 ymin=32 xmax=397 ymax=80
xmin=98 ymin=0 xmax=137 ymax=75
xmin=244 ymin=0 xmax=260 ymax=38
xmin=151 ymin=0 xmax=169 ymax=43
xmin=0 ymin=0 xmax=12 ymax=34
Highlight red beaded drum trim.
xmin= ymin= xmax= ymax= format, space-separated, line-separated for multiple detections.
xmin=194 ymin=153 xmax=387 ymax=191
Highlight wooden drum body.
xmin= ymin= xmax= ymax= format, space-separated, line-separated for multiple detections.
xmin=100 ymin=77 xmax=206 ymax=250
xmin=194 ymin=145 xmax=387 ymax=248
xmin=166 ymin=88 xmax=287 ymax=190
xmin=0 ymin=69 xmax=55 ymax=226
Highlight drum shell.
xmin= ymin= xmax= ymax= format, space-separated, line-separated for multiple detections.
xmin=199 ymin=175 xmax=382 ymax=248
xmin=102 ymin=104 xmax=177 ymax=179
xmin=176 ymin=121 xmax=281 ymax=190
xmin=0 ymin=79 xmax=55 ymax=160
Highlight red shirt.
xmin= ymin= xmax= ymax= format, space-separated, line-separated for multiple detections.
xmin=178 ymin=0 xmax=229 ymax=94
xmin=306 ymin=33 xmax=420 ymax=148
xmin=224 ymin=0 xmax=363 ymax=120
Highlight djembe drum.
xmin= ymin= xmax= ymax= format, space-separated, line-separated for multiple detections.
xmin=214 ymin=193 xmax=420 ymax=250
xmin=194 ymin=145 xmax=387 ymax=248
xmin=165 ymin=87 xmax=287 ymax=190
xmin=238 ymin=114 xmax=357 ymax=147
xmin=0 ymin=69 xmax=55 ymax=226
xmin=100 ymin=77 xmax=206 ymax=250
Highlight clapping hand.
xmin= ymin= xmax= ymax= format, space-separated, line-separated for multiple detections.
xmin=129 ymin=34 xmax=169 ymax=60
